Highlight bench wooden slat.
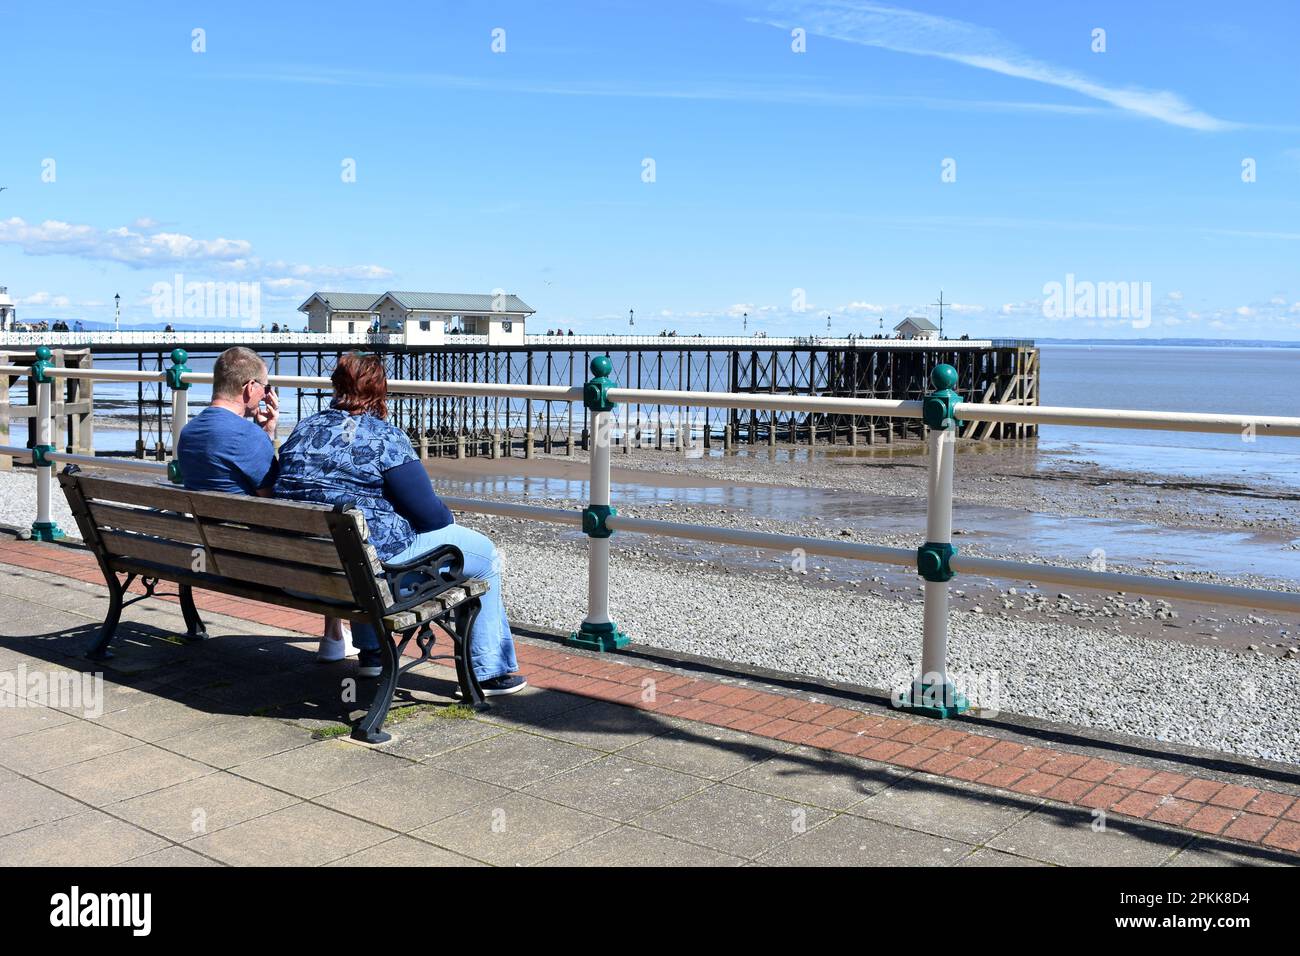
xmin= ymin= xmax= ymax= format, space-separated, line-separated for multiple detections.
xmin=383 ymin=580 xmax=489 ymax=630
xmin=87 ymin=502 xmax=203 ymax=544
xmin=100 ymin=530 xmax=200 ymax=571
xmin=200 ymin=523 xmax=348 ymax=571
xmin=77 ymin=474 xmax=340 ymax=535
xmin=100 ymin=530 xmax=356 ymax=604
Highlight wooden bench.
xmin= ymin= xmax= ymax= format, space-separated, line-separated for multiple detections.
xmin=58 ymin=466 xmax=490 ymax=743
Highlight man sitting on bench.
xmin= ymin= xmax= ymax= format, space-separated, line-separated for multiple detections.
xmin=176 ymin=346 xmax=354 ymax=661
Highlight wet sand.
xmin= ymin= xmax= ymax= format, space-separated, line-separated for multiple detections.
xmin=424 ymin=443 xmax=1300 ymax=659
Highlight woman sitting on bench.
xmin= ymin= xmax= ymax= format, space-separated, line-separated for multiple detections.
xmin=273 ymin=351 xmax=526 ymax=695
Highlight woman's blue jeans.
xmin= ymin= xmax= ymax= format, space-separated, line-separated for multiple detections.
xmin=351 ymin=524 xmax=518 ymax=682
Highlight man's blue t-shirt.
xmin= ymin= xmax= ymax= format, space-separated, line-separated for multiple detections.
xmin=178 ymin=406 xmax=278 ymax=494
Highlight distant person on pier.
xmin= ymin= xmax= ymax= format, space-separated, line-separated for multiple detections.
xmin=273 ymin=352 xmax=526 ymax=693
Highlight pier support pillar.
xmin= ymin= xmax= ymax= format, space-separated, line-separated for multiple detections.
xmin=524 ymin=431 xmax=534 ymax=459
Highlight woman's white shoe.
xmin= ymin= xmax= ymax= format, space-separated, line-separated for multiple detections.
xmin=317 ymin=621 xmax=357 ymax=662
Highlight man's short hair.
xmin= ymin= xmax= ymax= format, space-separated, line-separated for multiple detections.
xmin=212 ymin=347 xmax=267 ymax=400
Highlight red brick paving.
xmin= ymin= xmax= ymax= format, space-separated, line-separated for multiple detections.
xmin=2 ymin=535 xmax=1298 ymax=858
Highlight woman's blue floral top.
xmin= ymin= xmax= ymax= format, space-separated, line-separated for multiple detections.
xmin=274 ymin=407 xmax=416 ymax=561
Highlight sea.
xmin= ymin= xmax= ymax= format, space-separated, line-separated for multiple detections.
xmin=5 ymin=344 xmax=1299 ymax=485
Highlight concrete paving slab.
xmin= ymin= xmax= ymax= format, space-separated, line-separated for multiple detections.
xmin=1164 ymin=838 xmax=1293 ymax=867
xmin=111 ymin=771 xmax=300 ymax=842
xmin=540 ymin=825 xmax=747 ymax=867
xmin=119 ymin=845 xmax=223 ymax=867
xmin=326 ymin=835 xmax=486 ymax=867
xmin=411 ymin=792 xmax=616 ymax=867
xmin=617 ymin=721 xmax=793 ymax=780
xmin=0 ymin=809 xmax=168 ymax=866
xmin=524 ymin=754 xmax=712 ymax=823
xmin=956 ymin=848 xmax=1052 ymax=867
xmin=850 ymin=772 xmax=1040 ymax=844
xmin=757 ymin=813 xmax=975 ymax=866
xmin=374 ymin=712 xmax=506 ymax=762
xmin=473 ymin=686 xmax=599 ymax=728
xmin=0 ymin=718 xmax=140 ymax=774
xmin=0 ymin=777 xmax=88 ymax=838
xmin=429 ymin=730 xmax=601 ymax=789
xmin=318 ymin=763 xmax=509 ymax=832
xmin=185 ymin=801 xmax=392 ymax=866
xmin=95 ymin=693 xmax=244 ymax=743
xmin=229 ymin=739 xmax=408 ymax=799
xmin=989 ymin=805 xmax=1191 ymax=866
xmin=36 ymin=744 xmax=213 ymax=807
xmin=530 ymin=699 xmax=671 ymax=752
xmin=728 ymin=746 xmax=910 ymax=810
xmin=639 ymin=783 xmax=834 ymax=859
xmin=0 ymin=695 xmax=76 ymax=739
xmin=156 ymin=717 xmax=313 ymax=770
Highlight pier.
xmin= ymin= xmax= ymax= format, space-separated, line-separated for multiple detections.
xmin=0 ymin=331 xmax=1039 ymax=459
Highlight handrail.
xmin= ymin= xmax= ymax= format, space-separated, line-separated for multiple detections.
xmin=4 ymin=353 xmax=1297 ymax=729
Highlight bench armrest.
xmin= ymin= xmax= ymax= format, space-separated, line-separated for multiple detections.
xmin=380 ymin=544 xmax=469 ymax=616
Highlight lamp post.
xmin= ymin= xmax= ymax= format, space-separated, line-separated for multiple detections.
xmin=743 ymin=311 xmax=747 ymax=333
xmin=628 ymin=308 xmax=634 ymax=330
xmin=114 ymin=293 xmax=120 ymax=332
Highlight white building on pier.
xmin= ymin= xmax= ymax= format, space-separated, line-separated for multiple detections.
xmin=298 ymin=290 xmax=534 ymax=345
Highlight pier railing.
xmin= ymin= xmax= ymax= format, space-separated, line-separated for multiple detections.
xmin=3 ymin=348 xmax=1299 ymax=719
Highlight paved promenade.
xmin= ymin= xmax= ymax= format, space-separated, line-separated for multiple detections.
xmin=1 ymin=535 xmax=1298 ymax=866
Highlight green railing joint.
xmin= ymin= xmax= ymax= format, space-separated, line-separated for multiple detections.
xmin=566 ymin=620 xmax=630 ymax=652
xmin=583 ymin=355 xmax=618 ymax=413
xmin=917 ymin=541 xmax=956 ymax=582
xmin=31 ymin=346 xmax=54 ymax=385
xmin=582 ymin=504 xmax=616 ymax=538
xmin=166 ymin=348 xmax=192 ymax=390
xmin=30 ymin=444 xmax=55 ymax=468
xmin=922 ymin=363 xmax=963 ymax=430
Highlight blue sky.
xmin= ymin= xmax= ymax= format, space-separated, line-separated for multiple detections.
xmin=1 ymin=0 xmax=1297 ymax=338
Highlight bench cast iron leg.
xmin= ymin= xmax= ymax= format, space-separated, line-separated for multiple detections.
xmin=179 ymin=585 xmax=209 ymax=643
xmin=351 ymin=616 xmax=399 ymax=744
xmin=453 ymin=599 xmax=488 ymax=711
xmin=88 ymin=574 xmax=125 ymax=661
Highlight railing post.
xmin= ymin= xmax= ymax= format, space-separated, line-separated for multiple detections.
xmin=904 ymin=364 xmax=967 ymax=718
xmin=568 ymin=356 xmax=629 ymax=651
xmin=166 ymin=348 xmax=191 ymax=484
xmin=29 ymin=346 xmax=64 ymax=542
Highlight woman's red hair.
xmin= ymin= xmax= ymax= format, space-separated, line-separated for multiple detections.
xmin=331 ymin=352 xmax=388 ymax=419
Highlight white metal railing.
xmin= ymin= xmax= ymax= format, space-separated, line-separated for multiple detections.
xmin=0 ymin=330 xmax=1001 ymax=350
xmin=3 ymin=352 xmax=1299 ymax=720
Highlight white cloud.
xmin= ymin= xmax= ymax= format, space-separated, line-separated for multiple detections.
xmin=0 ymin=217 xmax=252 ymax=267
xmin=840 ymin=301 xmax=886 ymax=313
xmin=752 ymin=1 xmax=1237 ymax=131
xmin=0 ymin=217 xmax=394 ymax=295
xmin=18 ymin=291 xmax=71 ymax=308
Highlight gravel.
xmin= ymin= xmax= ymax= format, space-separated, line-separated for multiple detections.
xmin=488 ymin=521 xmax=1300 ymax=765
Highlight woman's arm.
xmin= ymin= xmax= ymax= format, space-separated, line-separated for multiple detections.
xmin=382 ymin=459 xmax=454 ymax=532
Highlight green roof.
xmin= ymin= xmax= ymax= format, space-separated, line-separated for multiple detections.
xmin=299 ymin=292 xmax=380 ymax=312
